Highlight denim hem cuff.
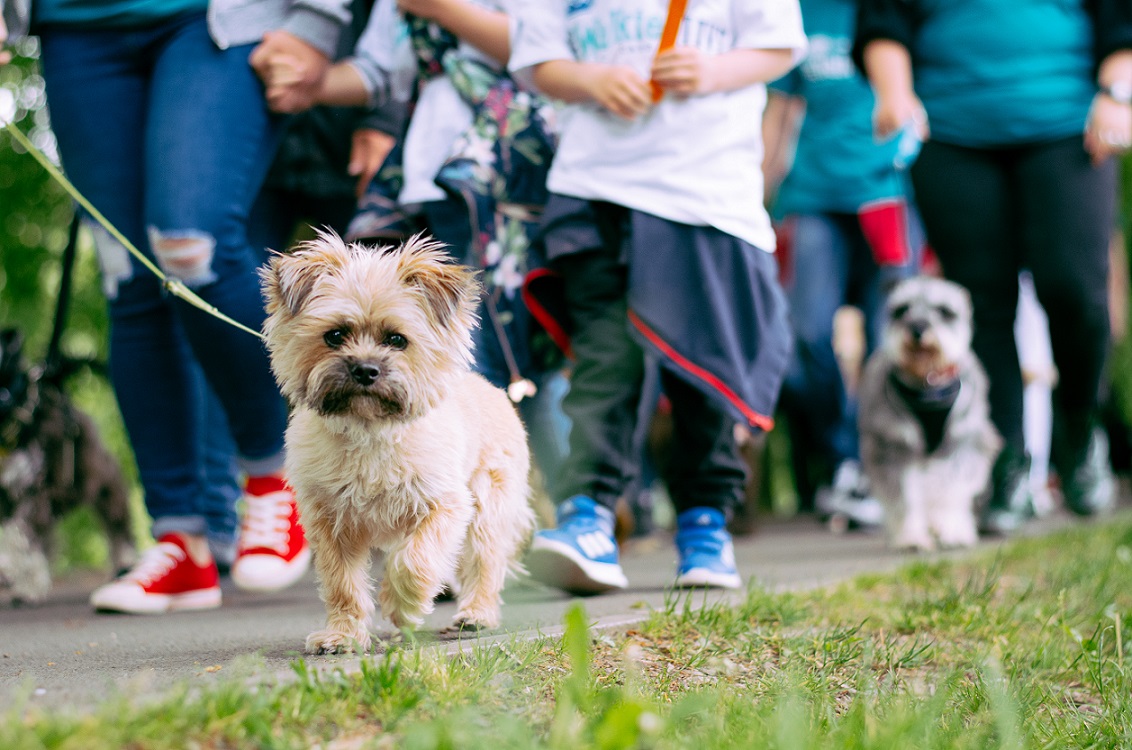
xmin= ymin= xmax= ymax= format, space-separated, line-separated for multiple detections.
xmin=152 ymin=515 xmax=209 ymax=539
xmin=239 ymin=450 xmax=286 ymax=478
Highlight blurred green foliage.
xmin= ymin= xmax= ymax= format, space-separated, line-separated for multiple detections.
xmin=2 ymin=42 xmax=145 ymax=571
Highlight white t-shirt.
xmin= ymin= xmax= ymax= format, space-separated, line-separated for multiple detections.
xmin=352 ymin=0 xmax=512 ymax=206
xmin=510 ymin=0 xmax=806 ymax=250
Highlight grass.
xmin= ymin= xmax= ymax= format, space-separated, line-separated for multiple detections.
xmin=5 ymin=517 xmax=1132 ymax=749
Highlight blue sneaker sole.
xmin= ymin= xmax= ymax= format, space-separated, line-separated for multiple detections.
xmin=526 ymin=537 xmax=628 ymax=595
xmin=674 ymin=567 xmax=742 ymax=590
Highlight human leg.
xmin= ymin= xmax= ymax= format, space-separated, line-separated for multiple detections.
xmin=141 ymin=17 xmax=307 ymax=588
xmin=911 ymin=141 xmax=1031 ymax=532
xmin=1016 ymin=136 xmax=1116 ymax=514
xmin=39 ymin=26 xmax=225 ymax=611
xmin=525 ymin=202 xmax=642 ymax=593
xmin=778 ymin=214 xmax=854 ymax=503
xmin=661 ymin=370 xmax=745 ymax=589
xmin=143 ymin=17 xmax=287 ymax=466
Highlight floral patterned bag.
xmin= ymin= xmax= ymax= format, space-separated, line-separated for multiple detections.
xmin=349 ymin=13 xmax=563 ymax=381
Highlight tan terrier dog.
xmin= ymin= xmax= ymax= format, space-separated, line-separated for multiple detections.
xmin=261 ymin=231 xmax=534 ymax=654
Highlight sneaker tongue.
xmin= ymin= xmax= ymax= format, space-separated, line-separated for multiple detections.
xmin=245 ymin=475 xmax=288 ymax=496
xmin=126 ymin=541 xmax=184 ymax=582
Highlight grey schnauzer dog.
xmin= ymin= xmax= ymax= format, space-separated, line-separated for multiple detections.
xmin=0 ymin=329 xmax=135 ymax=604
xmin=858 ymin=277 xmax=1002 ymax=551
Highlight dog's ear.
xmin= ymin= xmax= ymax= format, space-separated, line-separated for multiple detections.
xmin=396 ymin=234 xmax=481 ymax=328
xmin=954 ymin=283 xmax=973 ymax=318
xmin=260 ymin=229 xmax=352 ymax=317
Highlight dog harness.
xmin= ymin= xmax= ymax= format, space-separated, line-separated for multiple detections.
xmin=888 ymin=370 xmax=961 ymax=454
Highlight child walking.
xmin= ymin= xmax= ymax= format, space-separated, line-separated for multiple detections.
xmin=513 ymin=0 xmax=807 ymax=593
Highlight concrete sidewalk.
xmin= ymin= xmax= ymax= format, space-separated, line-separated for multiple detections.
xmin=0 ymin=512 xmax=1092 ymax=710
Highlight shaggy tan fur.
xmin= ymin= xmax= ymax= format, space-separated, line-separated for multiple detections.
xmin=261 ymin=231 xmax=534 ymax=654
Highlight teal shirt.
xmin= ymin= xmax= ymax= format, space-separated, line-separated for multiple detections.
xmin=913 ymin=0 xmax=1095 ymax=147
xmin=35 ymin=0 xmax=209 ymax=28
xmin=771 ymin=0 xmax=905 ymax=217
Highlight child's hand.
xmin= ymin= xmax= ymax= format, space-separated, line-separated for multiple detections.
xmin=650 ymin=47 xmax=711 ymax=97
xmin=589 ymin=66 xmax=652 ymax=120
xmin=349 ymin=128 xmax=397 ymax=199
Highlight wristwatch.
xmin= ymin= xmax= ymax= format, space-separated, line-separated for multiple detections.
xmin=1100 ymin=80 xmax=1132 ymax=105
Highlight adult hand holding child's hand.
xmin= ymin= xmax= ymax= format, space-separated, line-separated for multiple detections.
xmin=250 ymin=30 xmax=331 ymax=113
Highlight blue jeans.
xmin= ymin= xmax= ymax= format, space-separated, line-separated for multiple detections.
xmin=779 ymin=212 xmax=917 ymax=475
xmin=39 ymin=13 xmax=287 ymax=539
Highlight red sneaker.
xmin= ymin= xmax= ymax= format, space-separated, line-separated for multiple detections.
xmin=231 ymin=476 xmax=311 ymax=592
xmin=90 ymin=533 xmax=221 ymax=614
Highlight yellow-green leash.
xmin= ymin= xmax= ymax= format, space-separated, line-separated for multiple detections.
xmin=4 ymin=121 xmax=265 ymax=341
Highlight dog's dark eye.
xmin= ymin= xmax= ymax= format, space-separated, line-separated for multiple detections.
xmin=891 ymin=303 xmax=910 ymax=320
xmin=383 ymin=332 xmax=408 ymax=351
xmin=935 ymin=305 xmax=957 ymax=322
xmin=323 ymin=328 xmax=349 ymax=349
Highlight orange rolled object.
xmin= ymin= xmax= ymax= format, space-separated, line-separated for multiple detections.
xmin=650 ymin=0 xmax=689 ymax=102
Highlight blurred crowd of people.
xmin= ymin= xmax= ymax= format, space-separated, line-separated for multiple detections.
xmin=1 ymin=0 xmax=1130 ymax=610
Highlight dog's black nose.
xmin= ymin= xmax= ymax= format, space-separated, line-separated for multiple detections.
xmin=349 ymin=362 xmax=381 ymax=386
xmin=908 ymin=320 xmax=928 ymax=341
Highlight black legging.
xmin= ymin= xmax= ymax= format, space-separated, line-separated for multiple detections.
xmin=910 ymin=135 xmax=1116 ymax=456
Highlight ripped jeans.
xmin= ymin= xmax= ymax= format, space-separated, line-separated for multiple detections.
xmin=39 ymin=13 xmax=288 ymax=546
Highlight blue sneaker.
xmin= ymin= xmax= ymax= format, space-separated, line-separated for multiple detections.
xmin=674 ymin=507 xmax=741 ymax=589
xmin=526 ymin=496 xmax=628 ymax=594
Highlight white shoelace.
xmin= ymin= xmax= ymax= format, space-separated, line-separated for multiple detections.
xmin=123 ymin=542 xmax=185 ymax=586
xmin=240 ymin=490 xmax=292 ymax=554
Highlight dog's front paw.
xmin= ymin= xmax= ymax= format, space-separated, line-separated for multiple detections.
xmin=379 ymin=579 xmax=429 ymax=630
xmin=451 ymin=604 xmax=501 ymax=631
xmin=305 ymin=627 xmax=372 ymax=655
xmin=892 ymin=528 xmax=936 ymax=553
xmin=933 ymin=514 xmax=978 ymax=549
xmin=438 ymin=619 xmax=484 ymax=638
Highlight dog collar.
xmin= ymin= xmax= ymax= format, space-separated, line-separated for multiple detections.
xmin=888 ymin=368 xmax=962 ymax=455
xmin=888 ymin=367 xmax=961 ymax=411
